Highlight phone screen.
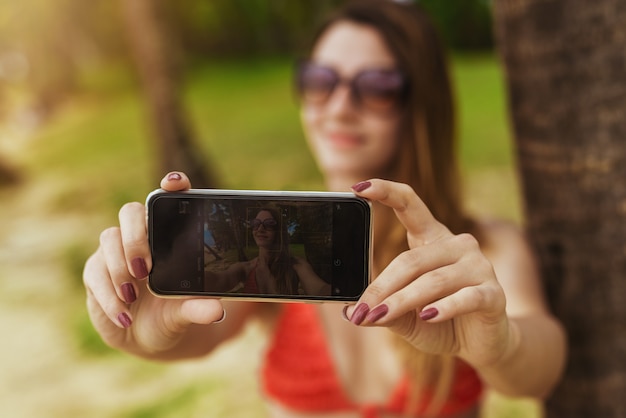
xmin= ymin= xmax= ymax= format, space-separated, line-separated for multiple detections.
xmin=147 ymin=190 xmax=371 ymax=302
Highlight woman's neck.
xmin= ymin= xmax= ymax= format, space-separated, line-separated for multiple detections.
xmin=258 ymin=246 xmax=273 ymax=259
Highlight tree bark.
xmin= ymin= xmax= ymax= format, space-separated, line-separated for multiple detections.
xmin=493 ymin=1 xmax=626 ymax=416
xmin=120 ymin=0 xmax=218 ymax=188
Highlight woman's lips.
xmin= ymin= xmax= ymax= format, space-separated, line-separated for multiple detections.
xmin=327 ymin=132 xmax=363 ymax=149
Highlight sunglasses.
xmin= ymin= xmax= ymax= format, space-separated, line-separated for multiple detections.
xmin=249 ymin=218 xmax=278 ymax=231
xmin=295 ymin=62 xmax=407 ymax=112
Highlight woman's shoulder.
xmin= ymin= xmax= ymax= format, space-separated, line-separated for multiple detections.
xmin=475 ymin=217 xmax=527 ymax=246
xmin=235 ymin=258 xmax=258 ymax=271
xmin=473 ymin=218 xmax=536 ymax=264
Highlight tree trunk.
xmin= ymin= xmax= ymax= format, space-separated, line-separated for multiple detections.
xmin=493 ymin=1 xmax=626 ymax=416
xmin=0 ymin=156 xmax=20 ymax=187
xmin=120 ymin=0 xmax=218 ymax=188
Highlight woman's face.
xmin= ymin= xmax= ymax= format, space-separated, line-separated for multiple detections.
xmin=252 ymin=210 xmax=277 ymax=248
xmin=300 ymin=21 xmax=403 ymax=186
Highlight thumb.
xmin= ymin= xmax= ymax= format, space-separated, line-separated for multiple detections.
xmin=177 ymin=298 xmax=225 ymax=325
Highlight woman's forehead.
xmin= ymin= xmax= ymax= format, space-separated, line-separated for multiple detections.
xmin=255 ymin=210 xmax=274 ymax=219
xmin=311 ymin=21 xmax=396 ymax=74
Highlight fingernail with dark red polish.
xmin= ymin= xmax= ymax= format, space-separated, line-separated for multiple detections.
xmin=118 ymin=312 xmax=132 ymax=328
xmin=365 ymin=304 xmax=389 ymax=323
xmin=341 ymin=305 xmax=350 ymax=322
xmin=350 ymin=303 xmax=370 ymax=325
xmin=131 ymin=257 xmax=149 ymax=280
xmin=419 ymin=307 xmax=439 ymax=321
xmin=351 ymin=181 xmax=372 ymax=193
xmin=167 ymin=172 xmax=182 ymax=181
xmin=121 ymin=282 xmax=137 ymax=304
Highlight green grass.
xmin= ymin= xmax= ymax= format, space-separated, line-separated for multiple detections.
xmin=453 ymin=52 xmax=514 ymax=171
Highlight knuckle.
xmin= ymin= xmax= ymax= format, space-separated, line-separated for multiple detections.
xmin=467 ymin=286 xmax=486 ymax=305
xmin=124 ymin=234 xmax=147 ymax=250
xmin=398 ymin=249 xmax=423 ymax=271
xmin=364 ymin=281 xmax=387 ymax=300
xmin=476 ymin=257 xmax=494 ymax=275
xmin=424 ymin=268 xmax=448 ymax=291
xmin=82 ymin=254 xmax=98 ymax=286
xmin=455 ymin=233 xmax=480 ymax=250
xmin=454 ymin=286 xmax=484 ymax=313
xmin=454 ymin=233 xmax=493 ymax=272
xmin=119 ymin=201 xmax=144 ymax=217
xmin=396 ymin=184 xmax=416 ymax=211
xmin=110 ymin=262 xmax=132 ymax=284
xmin=397 ymin=182 xmax=415 ymax=195
xmin=464 ymin=284 xmax=503 ymax=313
xmin=99 ymin=227 xmax=121 ymax=245
xmin=99 ymin=299 xmax=119 ymax=318
xmin=485 ymin=283 xmax=506 ymax=311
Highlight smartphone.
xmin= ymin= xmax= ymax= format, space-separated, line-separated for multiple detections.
xmin=146 ymin=189 xmax=372 ymax=302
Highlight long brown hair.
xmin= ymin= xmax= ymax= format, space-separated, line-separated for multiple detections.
xmin=304 ymin=0 xmax=476 ymax=415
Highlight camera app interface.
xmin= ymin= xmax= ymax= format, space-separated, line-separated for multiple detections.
xmin=149 ymin=194 xmax=369 ymax=300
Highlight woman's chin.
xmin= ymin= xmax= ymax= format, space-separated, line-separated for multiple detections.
xmin=319 ymin=162 xmax=376 ymax=183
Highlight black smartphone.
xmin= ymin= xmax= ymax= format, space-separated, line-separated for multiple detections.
xmin=146 ymin=189 xmax=372 ymax=302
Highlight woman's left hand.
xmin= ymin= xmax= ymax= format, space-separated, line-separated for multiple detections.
xmin=346 ymin=179 xmax=511 ymax=369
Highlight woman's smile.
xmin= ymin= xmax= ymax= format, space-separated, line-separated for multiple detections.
xmin=326 ymin=130 xmax=364 ymax=149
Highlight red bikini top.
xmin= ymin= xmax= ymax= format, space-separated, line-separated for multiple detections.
xmin=261 ymin=303 xmax=483 ymax=417
xmin=242 ymin=261 xmax=259 ymax=294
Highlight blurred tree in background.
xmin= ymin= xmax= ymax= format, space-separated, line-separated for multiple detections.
xmin=0 ymin=0 xmax=493 ymax=186
xmin=120 ymin=0 xmax=218 ymax=187
xmin=494 ymin=0 xmax=626 ymax=416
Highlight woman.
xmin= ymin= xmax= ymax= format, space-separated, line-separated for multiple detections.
xmin=83 ymin=1 xmax=566 ymax=416
xmin=205 ymin=207 xmax=331 ymax=296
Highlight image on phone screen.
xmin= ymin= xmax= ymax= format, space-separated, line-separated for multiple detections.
xmin=148 ymin=191 xmax=371 ymax=302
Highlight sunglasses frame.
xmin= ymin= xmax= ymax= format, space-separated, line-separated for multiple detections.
xmin=249 ymin=218 xmax=278 ymax=231
xmin=295 ymin=60 xmax=408 ymax=112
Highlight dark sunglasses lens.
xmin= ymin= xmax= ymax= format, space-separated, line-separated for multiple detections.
xmin=355 ymin=71 xmax=405 ymax=111
xmin=251 ymin=219 xmax=277 ymax=231
xmin=298 ymin=65 xmax=337 ymax=104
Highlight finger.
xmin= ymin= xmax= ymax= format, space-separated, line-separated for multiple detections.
xmin=421 ymin=283 xmax=506 ymax=324
xmin=361 ymin=262 xmax=474 ymax=326
xmin=160 ymin=171 xmax=192 ymax=191
xmin=361 ymin=233 xmax=492 ymax=324
xmin=345 ymin=234 xmax=467 ymax=325
xmin=343 ymin=252 xmax=444 ymax=325
xmin=118 ymin=202 xmax=151 ymax=280
xmin=84 ymin=250 xmax=134 ymax=329
xmin=352 ymin=179 xmax=450 ymax=245
xmin=99 ymin=226 xmax=138 ymax=304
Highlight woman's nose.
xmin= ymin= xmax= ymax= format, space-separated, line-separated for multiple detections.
xmin=325 ymin=83 xmax=356 ymax=115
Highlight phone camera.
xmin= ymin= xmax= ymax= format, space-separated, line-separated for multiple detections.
xmin=180 ymin=280 xmax=191 ymax=289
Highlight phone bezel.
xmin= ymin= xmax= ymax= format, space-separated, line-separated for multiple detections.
xmin=146 ymin=188 xmax=373 ymax=303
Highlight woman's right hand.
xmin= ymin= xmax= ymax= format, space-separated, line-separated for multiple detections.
xmin=83 ymin=172 xmax=226 ymax=359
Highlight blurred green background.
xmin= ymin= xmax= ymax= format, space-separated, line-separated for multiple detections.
xmin=0 ymin=1 xmax=538 ymax=417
